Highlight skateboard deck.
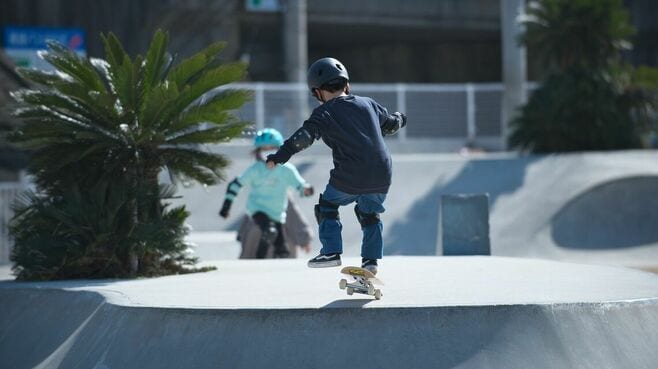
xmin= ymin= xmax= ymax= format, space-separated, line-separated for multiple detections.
xmin=339 ymin=266 xmax=384 ymax=300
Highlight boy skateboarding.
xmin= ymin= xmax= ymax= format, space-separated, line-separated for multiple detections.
xmin=266 ymin=57 xmax=406 ymax=274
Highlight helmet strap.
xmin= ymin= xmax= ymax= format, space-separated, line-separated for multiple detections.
xmin=253 ymin=148 xmax=264 ymax=161
xmin=312 ymin=88 xmax=325 ymax=103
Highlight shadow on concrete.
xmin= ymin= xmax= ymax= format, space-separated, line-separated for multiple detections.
xmin=552 ymin=176 xmax=658 ymax=249
xmin=0 ymin=289 xmax=104 ymax=369
xmin=385 ymin=156 xmax=540 ymax=255
xmin=0 ymin=278 xmax=131 ymax=289
xmin=321 ymin=298 xmax=374 ymax=309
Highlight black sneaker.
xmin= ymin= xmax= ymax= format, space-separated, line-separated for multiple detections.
xmin=308 ymin=253 xmax=341 ymax=268
xmin=361 ymin=258 xmax=378 ymax=275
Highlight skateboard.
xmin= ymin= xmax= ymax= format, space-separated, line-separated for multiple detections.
xmin=339 ymin=266 xmax=384 ymax=300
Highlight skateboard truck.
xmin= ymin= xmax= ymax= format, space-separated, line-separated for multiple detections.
xmin=339 ymin=266 xmax=383 ymax=300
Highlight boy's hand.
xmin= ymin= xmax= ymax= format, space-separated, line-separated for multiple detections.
xmin=381 ymin=112 xmax=407 ymax=135
xmin=303 ymin=185 xmax=314 ymax=197
xmin=398 ymin=112 xmax=407 ymax=127
xmin=266 ymin=148 xmax=292 ymax=168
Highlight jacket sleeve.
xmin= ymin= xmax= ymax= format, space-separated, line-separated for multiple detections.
xmin=284 ymin=163 xmax=307 ymax=192
xmin=224 ymin=165 xmax=255 ymax=202
xmin=370 ymin=98 xmax=407 ymax=136
xmin=267 ymin=117 xmax=322 ymax=165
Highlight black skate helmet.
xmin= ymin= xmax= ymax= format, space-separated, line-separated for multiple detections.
xmin=307 ymin=57 xmax=349 ymax=91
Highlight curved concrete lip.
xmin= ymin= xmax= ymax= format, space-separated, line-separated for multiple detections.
xmin=2 ymin=256 xmax=658 ymax=309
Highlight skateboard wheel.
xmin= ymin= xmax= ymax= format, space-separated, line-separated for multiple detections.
xmin=346 ymin=287 xmax=354 ymax=295
xmin=339 ymin=279 xmax=347 ymax=290
xmin=367 ymin=284 xmax=375 ymax=295
xmin=374 ymin=289 xmax=382 ymax=300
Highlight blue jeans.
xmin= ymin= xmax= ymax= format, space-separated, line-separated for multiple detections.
xmin=318 ymin=183 xmax=387 ymax=260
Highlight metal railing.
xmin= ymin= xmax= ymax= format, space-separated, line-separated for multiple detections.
xmin=222 ymin=82 xmax=536 ymax=148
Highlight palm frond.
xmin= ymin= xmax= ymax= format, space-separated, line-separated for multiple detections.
xmin=521 ymin=0 xmax=634 ymax=72
xmin=160 ymin=147 xmax=230 ymax=185
xmin=173 ymin=62 xmax=248 ymax=115
xmin=15 ymin=67 xmax=66 ymax=86
xmin=138 ymin=80 xmax=181 ymax=132
xmin=40 ymin=41 xmax=108 ymax=94
xmin=168 ymin=41 xmax=227 ymax=87
xmin=12 ymin=88 xmax=115 ymax=129
xmin=143 ymin=30 xmax=172 ymax=93
xmin=101 ymin=33 xmax=140 ymax=115
xmin=165 ymin=122 xmax=246 ymax=145
xmin=171 ymin=89 xmax=252 ymax=131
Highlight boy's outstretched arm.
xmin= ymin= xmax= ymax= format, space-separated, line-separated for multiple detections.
xmin=266 ymin=121 xmax=321 ymax=167
xmin=286 ymin=163 xmax=315 ymax=197
xmin=381 ymin=112 xmax=407 ymax=136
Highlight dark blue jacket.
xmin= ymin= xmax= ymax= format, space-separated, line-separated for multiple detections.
xmin=303 ymin=94 xmax=393 ymax=194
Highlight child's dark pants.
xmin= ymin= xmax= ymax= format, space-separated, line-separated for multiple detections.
xmin=252 ymin=212 xmax=288 ymax=258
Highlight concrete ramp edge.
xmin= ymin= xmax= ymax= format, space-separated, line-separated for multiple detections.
xmin=2 ymin=288 xmax=658 ymax=369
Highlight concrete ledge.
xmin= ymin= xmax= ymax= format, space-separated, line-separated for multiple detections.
xmin=2 ymin=257 xmax=658 ymax=369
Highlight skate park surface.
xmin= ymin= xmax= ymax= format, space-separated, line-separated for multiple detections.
xmin=3 ymin=150 xmax=658 ymax=368
xmin=175 ymin=148 xmax=658 ymax=269
xmin=2 ymin=256 xmax=658 ymax=369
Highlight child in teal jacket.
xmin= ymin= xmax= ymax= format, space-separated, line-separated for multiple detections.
xmin=219 ymin=128 xmax=314 ymax=258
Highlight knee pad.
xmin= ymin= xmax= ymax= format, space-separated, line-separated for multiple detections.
xmin=260 ymin=223 xmax=278 ymax=245
xmin=354 ymin=204 xmax=381 ymax=227
xmin=314 ymin=195 xmax=340 ymax=225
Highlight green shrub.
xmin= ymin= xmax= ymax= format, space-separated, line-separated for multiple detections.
xmin=10 ymin=184 xmax=193 ymax=280
xmin=509 ymin=0 xmax=656 ymax=152
xmin=509 ymin=69 xmax=641 ymax=152
xmin=8 ymin=30 xmax=250 ymax=279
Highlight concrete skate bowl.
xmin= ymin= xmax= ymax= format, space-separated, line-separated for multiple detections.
xmin=2 ymin=288 xmax=658 ymax=369
xmin=551 ymin=176 xmax=658 ymax=249
xmin=385 ymin=156 xmax=540 ymax=255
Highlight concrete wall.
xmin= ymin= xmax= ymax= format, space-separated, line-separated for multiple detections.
xmin=1 ymin=287 xmax=657 ymax=369
xmin=174 ymin=149 xmax=658 ymax=267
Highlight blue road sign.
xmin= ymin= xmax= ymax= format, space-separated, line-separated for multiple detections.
xmin=3 ymin=26 xmax=86 ymax=51
xmin=3 ymin=26 xmax=86 ymax=70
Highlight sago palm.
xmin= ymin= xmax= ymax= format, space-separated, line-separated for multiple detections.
xmin=521 ymin=0 xmax=634 ymax=72
xmin=9 ymin=30 xmax=250 ymax=279
xmin=11 ymin=29 xmax=250 ymax=195
xmin=509 ymin=0 xmax=646 ymax=152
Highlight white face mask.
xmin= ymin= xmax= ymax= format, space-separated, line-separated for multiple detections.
xmin=259 ymin=149 xmax=278 ymax=160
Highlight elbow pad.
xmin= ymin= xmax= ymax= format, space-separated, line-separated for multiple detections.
xmin=287 ymin=127 xmax=315 ymax=153
xmin=269 ymin=126 xmax=319 ymax=165
xmin=381 ymin=112 xmax=406 ymax=136
xmin=225 ymin=178 xmax=242 ymax=201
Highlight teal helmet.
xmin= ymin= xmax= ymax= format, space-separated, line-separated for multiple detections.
xmin=254 ymin=128 xmax=284 ymax=148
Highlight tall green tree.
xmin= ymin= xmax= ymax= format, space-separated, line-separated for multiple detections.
xmin=508 ymin=0 xmax=655 ymax=152
xmin=8 ymin=30 xmax=251 ymax=280
xmin=521 ymin=0 xmax=634 ymax=73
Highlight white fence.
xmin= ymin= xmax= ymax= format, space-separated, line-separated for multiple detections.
xmin=0 ymin=183 xmax=22 ymax=264
xmin=224 ymin=82 xmax=536 ymax=149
